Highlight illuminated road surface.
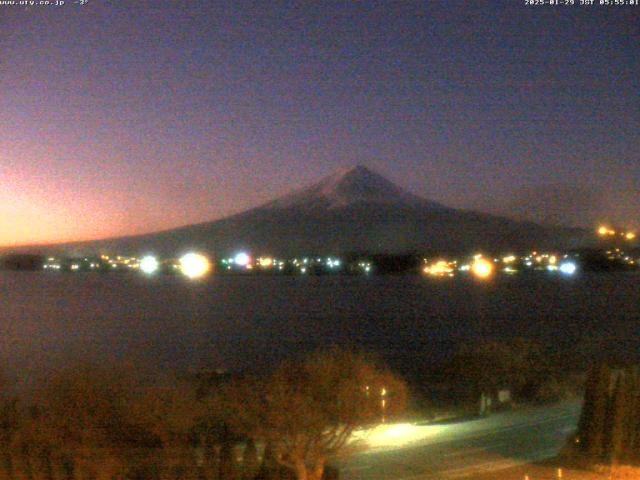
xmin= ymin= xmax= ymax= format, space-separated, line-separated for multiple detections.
xmin=340 ymin=401 xmax=581 ymax=479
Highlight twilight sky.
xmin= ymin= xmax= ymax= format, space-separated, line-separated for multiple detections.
xmin=1 ymin=1 xmax=638 ymax=246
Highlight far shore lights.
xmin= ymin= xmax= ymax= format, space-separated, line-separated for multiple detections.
xmin=598 ymin=226 xmax=616 ymax=236
xmin=139 ymin=255 xmax=159 ymax=274
xmin=471 ymin=257 xmax=494 ymax=279
xmin=234 ymin=252 xmax=251 ymax=267
xmin=423 ymin=260 xmax=454 ymax=277
xmin=258 ymin=257 xmax=273 ymax=267
xmin=559 ymin=261 xmax=577 ymax=276
xmin=180 ymin=252 xmax=211 ymax=279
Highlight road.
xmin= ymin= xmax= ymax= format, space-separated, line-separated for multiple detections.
xmin=339 ymin=401 xmax=581 ymax=479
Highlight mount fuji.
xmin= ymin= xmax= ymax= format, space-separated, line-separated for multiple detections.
xmin=263 ymin=165 xmax=446 ymax=211
xmin=38 ymin=166 xmax=586 ymax=257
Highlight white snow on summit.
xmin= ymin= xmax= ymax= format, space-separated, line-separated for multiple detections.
xmin=264 ymin=165 xmax=445 ymax=210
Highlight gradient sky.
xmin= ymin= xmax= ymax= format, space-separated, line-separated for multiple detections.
xmin=1 ymin=1 xmax=638 ymax=246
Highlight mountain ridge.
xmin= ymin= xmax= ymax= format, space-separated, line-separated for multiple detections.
xmin=261 ymin=165 xmax=447 ymax=211
xmin=2 ymin=165 xmax=589 ymax=256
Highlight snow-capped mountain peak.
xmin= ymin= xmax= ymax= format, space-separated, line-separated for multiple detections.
xmin=265 ymin=165 xmax=444 ymax=210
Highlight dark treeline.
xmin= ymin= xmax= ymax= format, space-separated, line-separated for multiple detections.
xmin=0 ymin=255 xmax=44 ymax=271
xmin=0 ymin=349 xmax=407 ymax=480
xmin=574 ymin=248 xmax=640 ymax=272
xmin=341 ymin=253 xmax=421 ymax=275
xmin=573 ymin=364 xmax=640 ymax=466
xmin=403 ymin=338 xmax=587 ymax=418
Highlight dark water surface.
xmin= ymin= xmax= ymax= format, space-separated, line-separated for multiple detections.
xmin=1 ymin=272 xmax=638 ymax=379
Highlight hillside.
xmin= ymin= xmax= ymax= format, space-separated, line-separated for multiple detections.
xmin=7 ymin=166 xmax=588 ymax=257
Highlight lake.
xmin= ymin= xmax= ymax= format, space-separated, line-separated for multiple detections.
xmin=1 ymin=271 xmax=638 ymax=382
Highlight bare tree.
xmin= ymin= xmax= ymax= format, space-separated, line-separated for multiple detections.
xmin=131 ymin=382 xmax=206 ymax=478
xmin=219 ymin=349 xmax=408 ymax=480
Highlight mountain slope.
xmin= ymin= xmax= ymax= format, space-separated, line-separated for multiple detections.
xmin=18 ymin=166 xmax=588 ymax=257
xmin=263 ymin=165 xmax=446 ymax=211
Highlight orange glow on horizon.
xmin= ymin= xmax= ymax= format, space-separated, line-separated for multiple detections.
xmin=0 ymin=183 xmax=210 ymax=248
xmin=0 ymin=148 xmax=237 ymax=248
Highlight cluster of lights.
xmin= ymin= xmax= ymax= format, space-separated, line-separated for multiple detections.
xmin=419 ymin=251 xmax=586 ymax=280
xmin=358 ymin=261 xmax=372 ymax=274
xmin=294 ymin=256 xmax=342 ymax=271
xmin=423 ymin=260 xmax=455 ymax=277
xmin=508 ymin=252 xmax=577 ymax=276
xmin=294 ymin=257 xmax=310 ymax=274
xmin=135 ymin=253 xmax=212 ymax=279
xmin=605 ymin=248 xmax=637 ymax=266
xmin=422 ymin=255 xmax=498 ymax=279
xmin=38 ymin=243 xmax=635 ymax=280
xmin=43 ymin=257 xmax=62 ymax=270
xmin=43 ymin=255 xmax=141 ymax=272
xmin=326 ymin=257 xmax=341 ymax=268
xmin=521 ymin=252 xmax=561 ymax=269
xmin=598 ymin=226 xmax=636 ymax=241
xmin=258 ymin=256 xmax=273 ymax=267
xmin=220 ymin=253 xmax=345 ymax=275
xmin=498 ymin=255 xmax=517 ymax=274
xmin=102 ymin=255 xmax=140 ymax=270
xmin=222 ymin=253 xmax=280 ymax=272
xmin=598 ymin=226 xmax=616 ymax=236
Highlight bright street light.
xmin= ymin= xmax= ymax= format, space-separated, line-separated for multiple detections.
xmin=471 ymin=257 xmax=494 ymax=279
xmin=179 ymin=252 xmax=211 ymax=279
xmin=559 ymin=261 xmax=577 ymax=276
xmin=139 ymin=255 xmax=159 ymax=274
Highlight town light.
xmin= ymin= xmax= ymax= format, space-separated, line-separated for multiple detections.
xmin=234 ymin=252 xmax=251 ymax=267
xmin=423 ymin=260 xmax=454 ymax=277
xmin=626 ymin=232 xmax=636 ymax=240
xmin=471 ymin=257 xmax=494 ymax=279
xmin=139 ymin=255 xmax=159 ymax=274
xmin=559 ymin=261 xmax=577 ymax=276
xmin=179 ymin=252 xmax=211 ymax=279
xmin=598 ymin=226 xmax=617 ymax=236
xmin=258 ymin=257 xmax=273 ymax=267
